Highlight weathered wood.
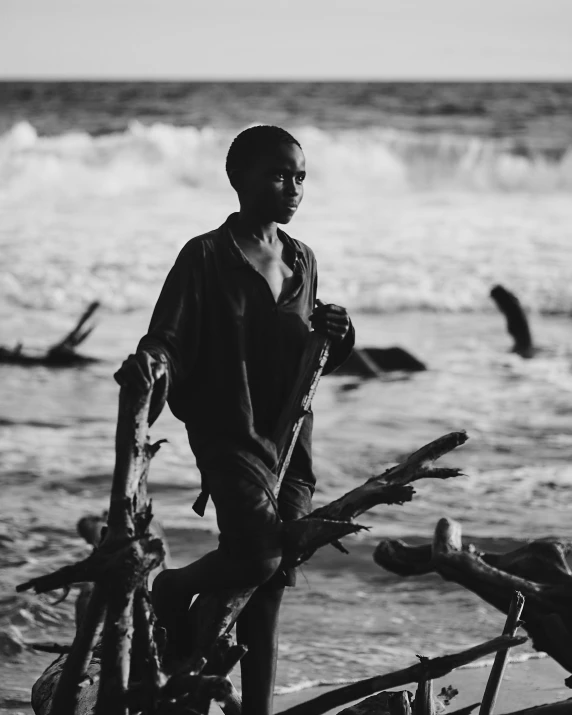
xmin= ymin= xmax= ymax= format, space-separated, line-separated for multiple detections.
xmin=0 ymin=301 xmax=100 ymax=366
xmin=39 ymin=584 xmax=106 ymax=715
xmin=179 ymin=429 xmax=468 ymax=696
xmin=338 ymin=691 xmax=413 ymax=714
xmin=131 ymin=587 xmax=166 ymax=693
xmin=413 ymin=663 xmax=434 ymax=715
xmin=499 ymin=700 xmax=572 ymax=714
xmin=375 ymin=519 xmax=572 ymax=673
xmin=26 ymin=382 xmax=167 ymax=715
xmin=32 ymin=653 xmax=102 ymax=715
xmin=25 ymin=338 xmax=470 ymax=715
xmin=480 ymin=591 xmax=526 ymax=715
xmin=312 ymin=431 xmax=467 ymax=523
xmin=275 ymin=635 xmax=527 ymax=715
xmin=28 ymin=642 xmax=72 ymax=655
xmin=273 ymin=332 xmax=330 ymax=490
xmin=490 ymin=285 xmax=535 ymax=358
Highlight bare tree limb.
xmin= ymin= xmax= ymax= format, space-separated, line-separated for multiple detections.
xmin=275 ymin=635 xmax=526 ymax=715
xmin=480 ymin=591 xmax=526 ymax=715
xmin=338 ymin=690 xmax=413 ymax=714
xmin=375 ymin=519 xmax=572 ymax=673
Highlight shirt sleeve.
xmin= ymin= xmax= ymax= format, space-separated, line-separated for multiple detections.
xmin=137 ymin=241 xmax=203 ymax=385
xmin=323 ymin=317 xmax=355 ymax=375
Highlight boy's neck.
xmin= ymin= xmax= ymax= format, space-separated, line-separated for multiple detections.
xmin=236 ymin=211 xmax=279 ymax=245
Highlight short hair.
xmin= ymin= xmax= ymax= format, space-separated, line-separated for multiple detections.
xmin=225 ymin=125 xmax=302 ymax=180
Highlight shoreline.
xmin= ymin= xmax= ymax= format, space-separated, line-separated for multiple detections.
xmin=3 ymin=653 xmax=567 ymax=714
xmin=2 ymin=505 xmax=571 ymax=712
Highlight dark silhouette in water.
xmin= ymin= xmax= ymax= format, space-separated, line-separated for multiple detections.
xmin=334 ymin=347 xmax=426 ymax=377
xmin=0 ymin=301 xmax=100 ymax=366
xmin=490 ymin=285 xmax=535 ymax=358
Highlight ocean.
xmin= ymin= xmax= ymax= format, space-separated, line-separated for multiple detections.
xmin=1 ymin=81 xmax=571 ymax=696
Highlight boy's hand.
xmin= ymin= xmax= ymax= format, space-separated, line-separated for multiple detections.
xmin=114 ymin=350 xmax=166 ymax=392
xmin=310 ymin=300 xmax=351 ymax=343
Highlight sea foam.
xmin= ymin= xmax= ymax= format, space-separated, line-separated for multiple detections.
xmin=1 ymin=121 xmax=572 ymax=198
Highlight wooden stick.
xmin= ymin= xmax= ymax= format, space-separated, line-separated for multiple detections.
xmin=46 ymin=583 xmax=106 ymax=715
xmin=413 ymin=662 xmax=434 ymax=715
xmin=94 ymin=384 xmax=160 ymax=715
xmin=28 ymin=379 xmax=167 ymax=715
xmin=490 ymin=285 xmax=534 ymax=358
xmin=28 ymin=642 xmax=72 ymax=654
xmin=105 ymin=385 xmax=153 ymax=542
xmin=499 ymin=699 xmax=572 ymax=714
xmin=95 ymin=588 xmax=134 ymax=715
xmin=273 ymin=332 xmax=330 ymax=491
xmin=374 ymin=521 xmax=572 ymax=675
xmin=286 ymin=431 xmax=468 ymax=567
xmin=275 ymin=634 xmax=527 ymax=715
xmin=180 ymin=333 xmax=333 ymax=698
xmin=479 ymin=591 xmax=525 ymax=715
xmin=48 ymin=301 xmax=101 ymax=354
xmin=132 ymin=587 xmax=166 ymax=693
xmin=338 ymin=690 xmax=413 ymax=714
xmin=309 ymin=431 xmax=468 ymax=523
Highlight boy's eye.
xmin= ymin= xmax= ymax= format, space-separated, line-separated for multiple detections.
xmin=296 ymin=173 xmax=306 ymax=184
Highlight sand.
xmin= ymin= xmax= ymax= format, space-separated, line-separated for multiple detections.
xmin=1 ymin=649 xmax=570 ymax=714
xmin=2 ymin=528 xmax=571 ymax=714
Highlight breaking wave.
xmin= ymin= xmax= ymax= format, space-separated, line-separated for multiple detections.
xmin=1 ymin=120 xmax=571 ymax=197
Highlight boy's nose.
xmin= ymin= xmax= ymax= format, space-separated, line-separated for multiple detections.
xmin=285 ymin=178 xmax=300 ymax=195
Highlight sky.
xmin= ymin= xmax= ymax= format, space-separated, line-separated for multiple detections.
xmin=2 ymin=0 xmax=572 ymax=80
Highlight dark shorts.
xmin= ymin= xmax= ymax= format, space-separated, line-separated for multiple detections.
xmin=205 ymin=469 xmax=314 ymax=589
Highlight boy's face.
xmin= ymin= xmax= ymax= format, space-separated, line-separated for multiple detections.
xmin=237 ymin=143 xmax=306 ymax=224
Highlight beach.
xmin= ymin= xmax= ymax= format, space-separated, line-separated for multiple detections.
xmin=1 ymin=528 xmax=571 ymax=714
xmin=1 ymin=81 xmax=572 ymax=711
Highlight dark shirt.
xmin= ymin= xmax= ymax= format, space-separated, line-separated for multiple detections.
xmin=138 ymin=214 xmax=354 ymax=505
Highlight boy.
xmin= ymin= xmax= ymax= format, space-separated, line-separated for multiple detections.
xmin=114 ymin=125 xmax=354 ymax=715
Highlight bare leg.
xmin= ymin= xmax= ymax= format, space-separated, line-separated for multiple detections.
xmin=237 ymin=586 xmax=284 ymax=715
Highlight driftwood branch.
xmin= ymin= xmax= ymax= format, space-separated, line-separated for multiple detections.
xmin=413 ymin=660 xmax=434 ymax=715
xmin=28 ymin=642 xmax=73 ymax=655
xmin=274 ymin=333 xmax=330 ymax=489
xmin=276 ymin=635 xmax=526 ymax=715
xmin=37 ymin=583 xmax=106 ymax=715
xmin=0 ymin=301 xmax=101 ymax=366
xmin=375 ymin=518 xmax=572 ymax=673
xmin=338 ymin=691 xmax=413 ymax=714
xmin=25 ymin=332 xmax=469 ymax=715
xmin=27 ymin=382 xmax=168 ymax=715
xmin=490 ymin=285 xmax=535 ymax=358
xmin=178 ymin=429 xmax=468 ymax=692
xmin=480 ymin=591 xmax=526 ymax=715
xmin=307 ymin=431 xmax=468 ymax=524
xmin=500 ymin=700 xmax=572 ymax=714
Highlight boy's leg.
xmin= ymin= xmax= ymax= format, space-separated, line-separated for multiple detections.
xmin=237 ymin=585 xmax=284 ymax=715
xmin=152 ymin=470 xmax=283 ymax=643
xmin=235 ymin=473 xmax=313 ymax=715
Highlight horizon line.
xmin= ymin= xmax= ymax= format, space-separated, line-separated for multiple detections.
xmin=2 ymin=76 xmax=572 ymax=83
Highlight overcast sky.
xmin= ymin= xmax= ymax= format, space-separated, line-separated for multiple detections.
xmin=2 ymin=0 xmax=571 ymax=80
